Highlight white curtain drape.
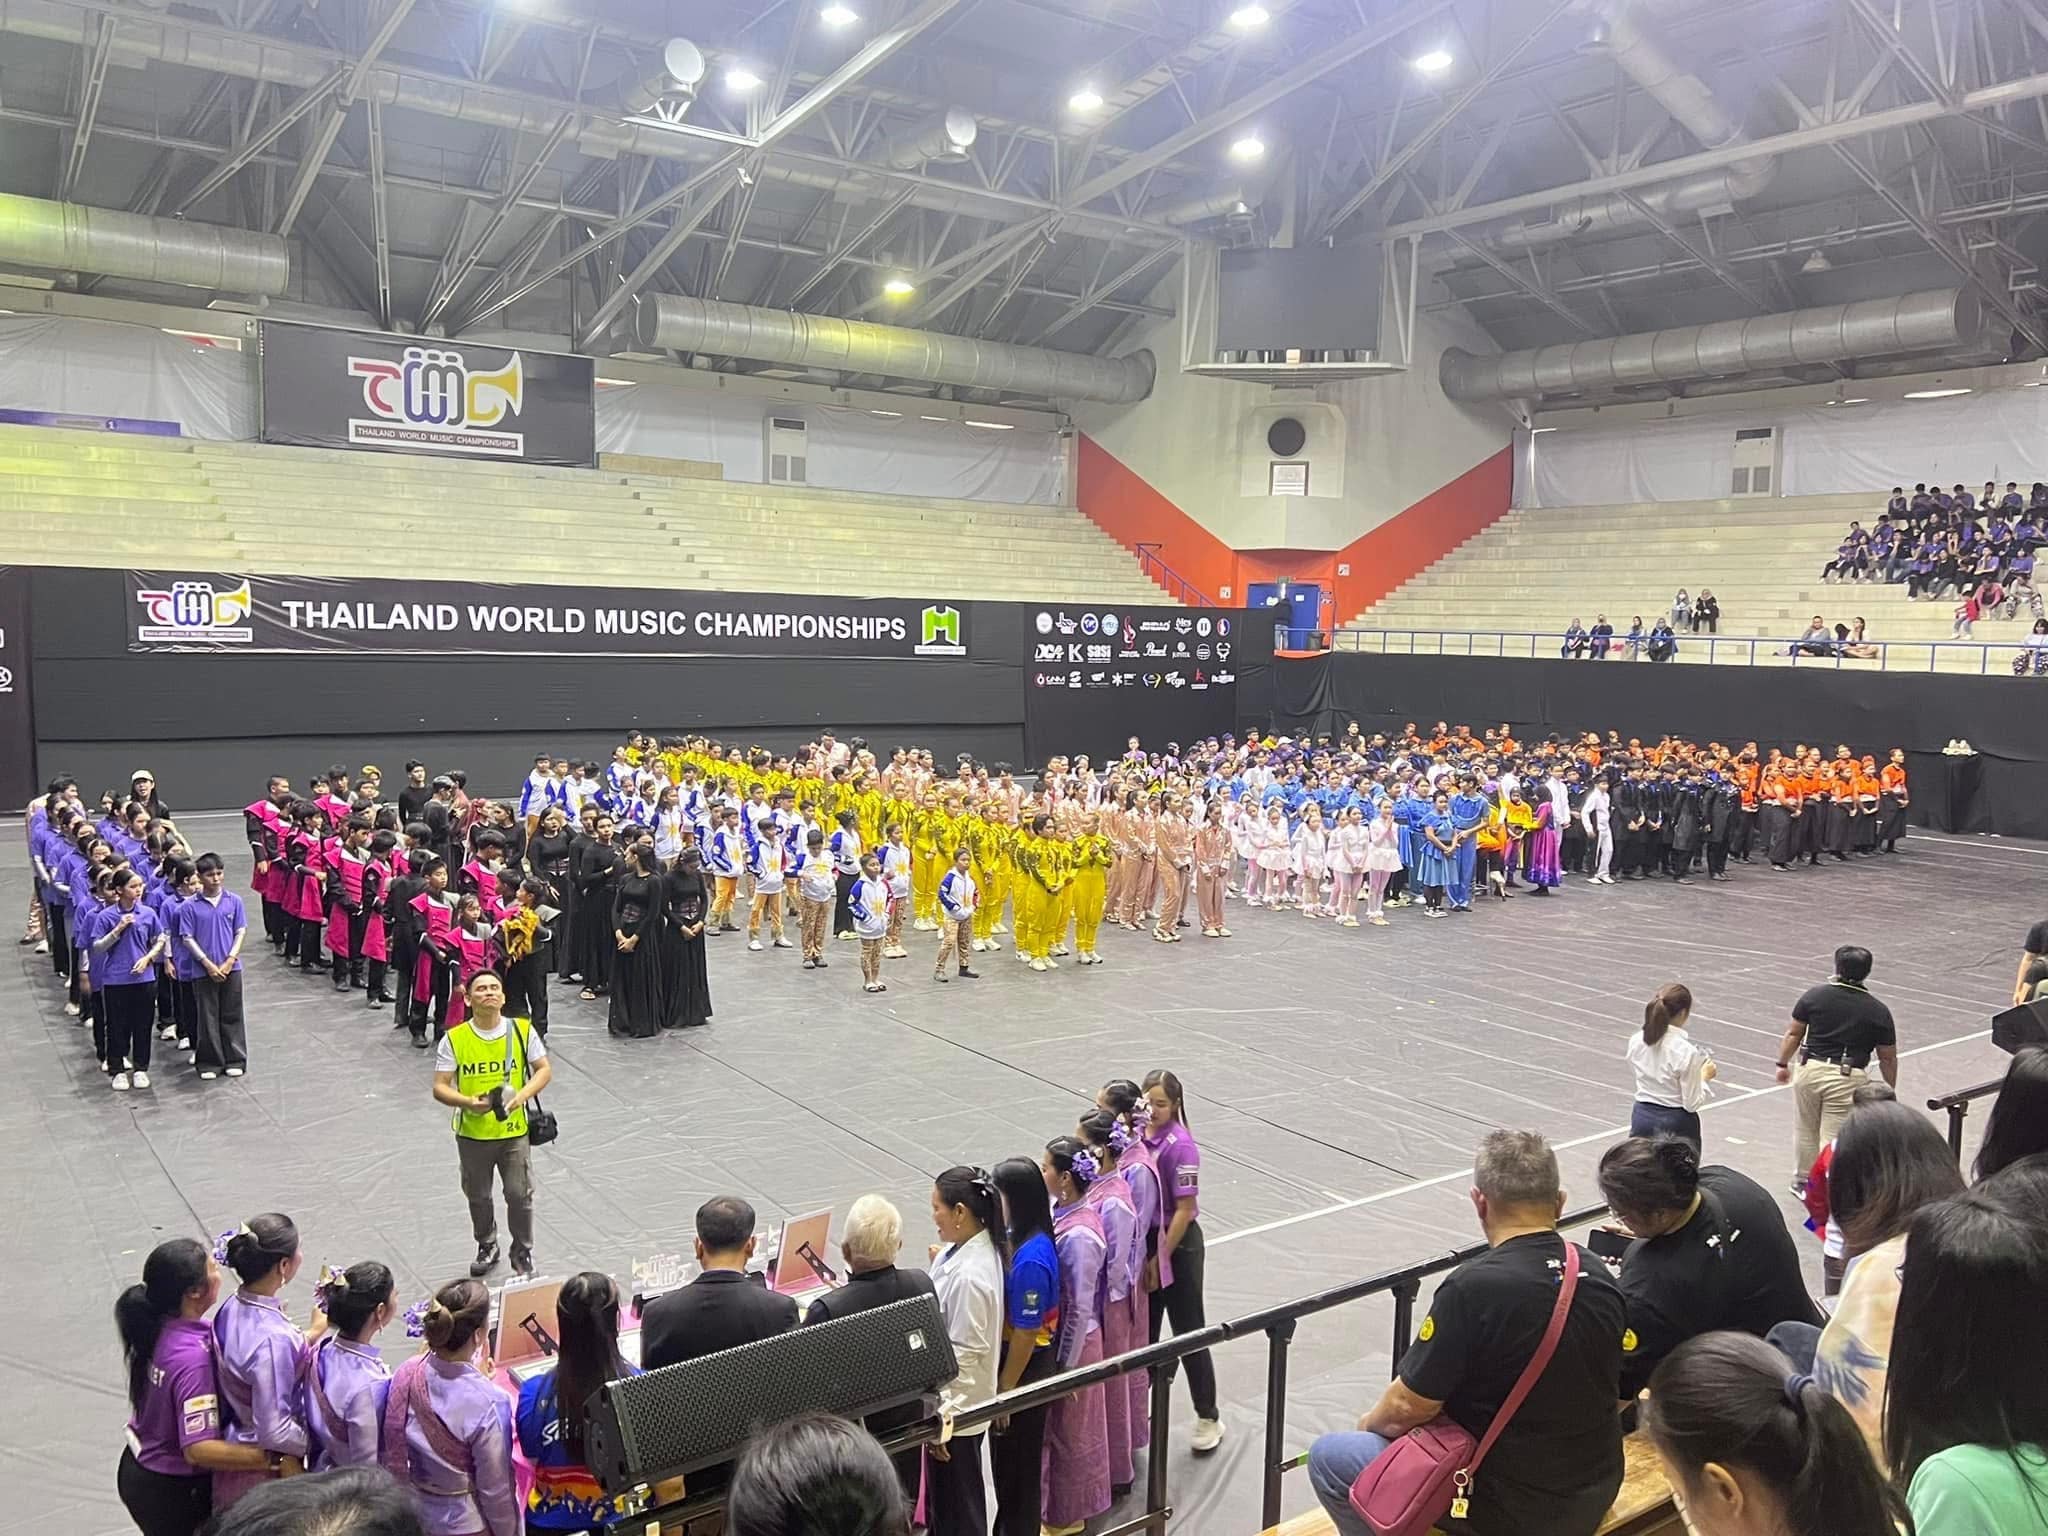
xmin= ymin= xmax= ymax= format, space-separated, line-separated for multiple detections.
xmin=1520 ymin=417 xmax=1735 ymax=508
xmin=0 ymin=315 xmax=256 ymax=439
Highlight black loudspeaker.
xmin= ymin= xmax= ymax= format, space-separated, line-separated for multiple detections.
xmin=584 ymin=1293 xmax=957 ymax=1494
xmin=1993 ymin=998 xmax=2048 ymax=1052
xmin=1266 ymin=416 xmax=1307 ymax=457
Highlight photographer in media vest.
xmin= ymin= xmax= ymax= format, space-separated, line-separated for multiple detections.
xmin=432 ymin=970 xmax=551 ymax=1281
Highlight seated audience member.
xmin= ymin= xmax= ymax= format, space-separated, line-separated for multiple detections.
xmin=1888 ymin=1178 xmax=2048 ymax=1535
xmin=1306 ymin=1130 xmax=1625 ymax=1536
xmin=1640 ymin=1332 xmax=1907 ymax=1536
xmin=1821 ymin=524 xmax=1870 ymax=582
xmin=1953 ymin=585 xmax=1983 ymax=639
xmin=1562 ymin=619 xmax=1589 ymax=659
xmin=1646 ymin=620 xmax=1677 ymax=663
xmin=2033 ymin=481 xmax=2048 ymax=515
xmin=640 ymin=1196 xmax=801 ymax=1370
xmin=1588 ymin=615 xmax=1615 ymax=659
xmin=198 ymin=1467 xmax=427 ymax=1536
xmin=728 ymin=1414 xmax=911 ymax=1536
xmin=1790 ymin=1102 xmax=1963 ymax=1470
xmin=2006 ymin=556 xmax=2041 ymax=616
xmin=1690 ymin=590 xmax=1719 ymax=634
xmin=1837 ymin=618 xmax=1878 ymax=660
xmin=1596 ymin=1137 xmax=1823 ymax=1396
xmin=1790 ymin=616 xmax=1833 ymax=656
xmin=801 ymin=1195 xmax=936 ymax=1504
xmin=1954 ymin=482 xmax=1976 ymax=515
xmin=1871 ymin=518 xmax=1901 ymax=582
xmin=1887 ymin=485 xmax=1910 ymax=521
xmin=1973 ymin=1047 xmax=2048 ymax=1179
xmin=1907 ymin=535 xmax=1942 ymax=598
xmin=2020 ymin=618 xmax=2048 ymax=675
xmin=1670 ymin=589 xmax=1690 ymax=629
xmin=1624 ymin=616 xmax=1645 ymax=659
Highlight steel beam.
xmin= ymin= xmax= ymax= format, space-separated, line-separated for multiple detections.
xmin=784 ymin=186 xmax=917 ymax=308
xmin=1024 ymin=242 xmax=1179 ymax=344
xmin=59 ymin=12 xmax=118 ymax=202
xmin=575 ymin=169 xmax=745 ymax=347
xmin=420 ymin=112 xmax=578 ymax=329
xmin=174 ymin=66 xmax=348 ymax=216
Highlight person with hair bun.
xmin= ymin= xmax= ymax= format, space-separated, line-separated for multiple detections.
xmin=1640 ymin=1331 xmax=1907 ymax=1536
xmin=1625 ymin=983 xmax=1717 ymax=1146
xmin=728 ymin=1412 xmax=910 ymax=1536
xmin=212 ymin=1214 xmax=320 ymax=1510
xmin=1040 ymin=1138 xmax=1111 ymax=1535
xmin=1075 ymin=1109 xmax=1140 ymax=1494
xmin=378 ymin=1277 xmax=519 ymax=1536
xmin=925 ymin=1167 xmax=1004 ymax=1536
xmin=1097 ymin=1080 xmax=1163 ymax=1460
xmin=114 ymin=1238 xmax=272 ymax=1536
xmin=304 ymin=1262 xmax=395 ymax=1472
xmin=1597 ymin=1139 xmax=1821 ymax=1397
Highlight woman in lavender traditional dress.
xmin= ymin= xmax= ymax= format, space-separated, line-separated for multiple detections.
xmin=211 ymin=1214 xmax=318 ymax=1510
xmin=1099 ymin=1079 xmax=1162 ymax=1455
xmin=1040 ymin=1139 xmax=1113 ymax=1534
xmin=380 ymin=1277 xmax=521 ymax=1536
xmin=305 ymin=1261 xmax=396 ymax=1471
xmin=1077 ymin=1109 xmax=1141 ymax=1494
xmin=1526 ymin=793 xmax=1564 ymax=894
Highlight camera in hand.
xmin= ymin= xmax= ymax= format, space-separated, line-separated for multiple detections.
xmin=488 ymin=1085 xmax=508 ymax=1119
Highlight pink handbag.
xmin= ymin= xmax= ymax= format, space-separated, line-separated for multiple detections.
xmin=1348 ymin=1242 xmax=1580 ymax=1536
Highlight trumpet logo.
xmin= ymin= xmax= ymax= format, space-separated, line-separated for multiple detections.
xmin=135 ymin=578 xmax=254 ymax=645
xmin=346 ymin=345 xmax=528 ymax=456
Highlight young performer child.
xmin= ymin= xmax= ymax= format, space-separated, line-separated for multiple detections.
xmin=829 ymin=809 xmax=863 ymax=941
xmin=881 ymin=822 xmax=913 ymax=959
xmin=707 ymin=805 xmax=744 ymax=932
xmin=796 ymin=827 xmax=836 ymax=970
xmin=1291 ymin=803 xmax=1330 ymax=917
xmin=933 ymin=845 xmax=979 ymax=983
xmin=850 ymin=852 xmax=891 ymax=994
xmin=1363 ymin=798 xmax=1402 ymax=926
xmin=408 ymin=858 xmax=458 ymax=1045
xmin=323 ymin=817 xmax=372 ymax=993
xmin=92 ymin=869 xmax=169 ymax=1091
xmin=284 ymin=803 xmax=328 ymax=973
xmin=1328 ymin=805 xmax=1366 ymax=927
xmin=1194 ymin=802 xmax=1231 ymax=940
xmin=1251 ymin=802 xmax=1291 ymax=907
xmin=1070 ymin=812 xmax=1112 ymax=965
xmin=746 ymin=815 xmax=791 ymax=953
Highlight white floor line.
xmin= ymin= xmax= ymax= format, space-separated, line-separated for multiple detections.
xmin=1210 ymin=1028 xmax=1992 ymax=1249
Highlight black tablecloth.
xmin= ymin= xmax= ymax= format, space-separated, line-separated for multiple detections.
xmin=1911 ymin=753 xmax=1989 ymax=834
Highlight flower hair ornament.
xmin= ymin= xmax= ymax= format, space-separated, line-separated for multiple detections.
xmin=212 ymin=1224 xmax=253 ymax=1264
xmin=1106 ymin=1118 xmax=1136 ymax=1154
xmin=402 ymin=1298 xmax=433 ymax=1339
xmin=315 ymin=1265 xmax=349 ymax=1303
xmin=1071 ymin=1148 xmax=1101 ymax=1182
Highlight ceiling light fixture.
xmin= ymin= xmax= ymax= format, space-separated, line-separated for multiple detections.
xmin=595 ymin=376 xmax=636 ymax=387
xmin=1229 ymin=4 xmax=1270 ymax=28
xmin=1228 ymin=134 xmax=1266 ymax=162
xmin=1068 ymin=84 xmax=1104 ymax=112
xmin=882 ymin=276 xmax=917 ymax=297
xmin=964 ymin=419 xmax=1016 ymax=430
xmin=821 ymin=3 xmax=859 ymax=24
xmin=725 ymin=65 xmax=762 ymax=92
xmin=1412 ymin=48 xmax=1454 ymax=74
xmin=1902 ymin=387 xmax=1972 ymax=399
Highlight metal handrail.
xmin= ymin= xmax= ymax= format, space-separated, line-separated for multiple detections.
xmin=1315 ymin=625 xmax=2048 ymax=675
xmin=1134 ymin=541 xmax=1217 ymax=608
xmin=1929 ymin=1076 xmax=2006 ymax=1161
xmin=630 ymin=1203 xmax=1613 ymax=1534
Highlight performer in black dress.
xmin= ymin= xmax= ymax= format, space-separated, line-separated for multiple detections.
xmin=662 ymin=848 xmax=714 ymax=1031
xmin=607 ymin=839 xmax=664 ymax=1039
xmin=573 ymin=813 xmax=622 ymax=1000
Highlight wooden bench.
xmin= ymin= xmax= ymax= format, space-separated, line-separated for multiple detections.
xmin=1260 ymin=1431 xmax=1680 ymax=1536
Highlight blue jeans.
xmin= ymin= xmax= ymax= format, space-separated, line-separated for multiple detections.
xmin=1306 ymin=1431 xmax=1394 ymax=1536
xmin=1629 ymin=1101 xmax=1702 ymax=1148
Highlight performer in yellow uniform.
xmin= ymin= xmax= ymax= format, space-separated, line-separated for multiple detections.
xmin=1068 ymin=814 xmax=1112 ymax=966
xmin=910 ymin=790 xmax=943 ymax=928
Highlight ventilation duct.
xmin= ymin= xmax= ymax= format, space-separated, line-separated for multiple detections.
xmin=635 ymin=295 xmax=1155 ymax=403
xmin=1158 ymin=185 xmax=1261 ymax=226
xmin=1440 ymin=287 xmax=1982 ymax=402
xmin=0 ymin=191 xmax=288 ymax=295
xmin=881 ymin=107 xmax=977 ymax=171
xmin=613 ymin=39 xmax=707 ymax=116
xmin=1486 ymin=0 xmax=1775 ymax=252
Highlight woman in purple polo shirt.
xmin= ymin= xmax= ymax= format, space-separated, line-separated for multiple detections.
xmin=91 ymin=869 xmax=170 ymax=1092
xmin=1142 ymin=1069 xmax=1223 ymax=1454
xmin=114 ymin=1238 xmax=273 ymax=1536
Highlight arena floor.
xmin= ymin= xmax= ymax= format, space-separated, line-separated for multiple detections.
xmin=9 ymin=817 xmax=2027 ymax=1536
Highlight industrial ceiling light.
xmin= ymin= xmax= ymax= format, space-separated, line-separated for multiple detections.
xmin=1068 ymin=84 xmax=1104 ymax=112
xmin=1412 ymin=48 xmax=1454 ymax=73
xmin=1229 ymin=4 xmax=1270 ymax=28
xmin=1801 ymin=249 xmax=1833 ymax=273
xmin=821 ymin=2 xmax=859 ymax=24
xmin=882 ymin=275 xmax=917 ymax=297
xmin=725 ymin=64 xmax=762 ymax=92
xmin=1228 ymin=134 xmax=1266 ymax=162
xmin=1902 ymin=387 xmax=1972 ymax=398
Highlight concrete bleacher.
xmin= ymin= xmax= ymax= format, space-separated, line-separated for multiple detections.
xmin=1349 ymin=491 xmax=2035 ymax=673
xmin=0 ymin=425 xmax=1169 ymax=607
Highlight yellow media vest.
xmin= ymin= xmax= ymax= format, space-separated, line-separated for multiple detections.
xmin=446 ymin=1017 xmax=537 ymax=1140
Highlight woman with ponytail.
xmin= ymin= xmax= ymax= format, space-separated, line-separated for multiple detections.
xmin=1640 ymin=1330 xmax=1906 ymax=1536
xmin=1076 ymin=1109 xmax=1140 ymax=1493
xmin=1139 ymin=1068 xmax=1222 ymax=1454
xmin=1097 ymin=1081 xmax=1162 ymax=1459
xmin=305 ymin=1262 xmax=395 ymax=1471
xmin=1626 ymin=982 xmax=1717 ymax=1146
xmin=114 ymin=1238 xmax=271 ymax=1536
xmin=926 ymin=1167 xmax=1006 ymax=1536
xmin=379 ymin=1276 xmax=520 ymax=1536
xmin=1039 ymin=1138 xmax=1112 ymax=1534
xmin=212 ymin=1214 xmax=319 ymax=1510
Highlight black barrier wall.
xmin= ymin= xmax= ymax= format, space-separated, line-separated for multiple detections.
xmin=25 ymin=569 xmax=1270 ymax=807
xmin=1273 ymin=651 xmax=2048 ymax=840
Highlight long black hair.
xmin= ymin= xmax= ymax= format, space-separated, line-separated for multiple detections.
xmin=933 ymin=1166 xmax=1006 ymax=1264
xmin=223 ymin=1213 xmax=299 ymax=1285
xmin=1974 ymin=1046 xmax=2048 ymax=1182
xmin=990 ymin=1156 xmax=1054 ymax=1250
xmin=552 ymin=1271 xmax=630 ymax=1457
xmin=1886 ymin=1185 xmax=2048 ymax=1495
xmin=115 ymin=1238 xmax=210 ymax=1411
xmin=1642 ymin=1331 xmax=1906 ymax=1536
xmin=1141 ymin=1068 xmax=1188 ymax=1129
xmin=1827 ymin=1100 xmax=1963 ymax=1258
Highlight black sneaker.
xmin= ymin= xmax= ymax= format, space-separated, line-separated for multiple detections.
xmin=469 ymin=1240 xmax=501 ymax=1278
xmin=959 ymin=967 xmax=980 ymax=979
xmin=508 ymin=1243 xmax=534 ymax=1278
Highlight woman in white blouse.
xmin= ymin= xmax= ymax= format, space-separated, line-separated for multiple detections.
xmin=1626 ymin=982 xmax=1717 ymax=1147
xmin=926 ymin=1166 xmax=1006 ymax=1536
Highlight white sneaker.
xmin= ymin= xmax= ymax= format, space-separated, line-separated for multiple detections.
xmin=132 ymin=1071 xmax=151 ymax=1089
xmin=1190 ymin=1417 xmax=1225 ymax=1453
xmin=159 ymin=1024 xmax=178 ymax=1041
xmin=199 ymin=1070 xmax=218 ymax=1081
xmin=984 ymin=935 xmax=1002 ymax=950
xmin=33 ymin=939 xmax=47 ymax=954
xmin=773 ymin=938 xmax=795 ymax=949
xmin=991 ymin=923 xmax=1008 ymax=935
xmin=1030 ymin=957 xmax=1049 ymax=972
xmin=971 ymin=938 xmax=987 ymax=952
xmin=63 ymin=1001 xmax=79 ymax=1017
xmin=749 ymin=939 xmax=764 ymax=951
xmin=110 ymin=1072 xmax=131 ymax=1092
xmin=224 ymin=1066 xmax=244 ymax=1078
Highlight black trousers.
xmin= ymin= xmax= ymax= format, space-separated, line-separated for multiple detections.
xmin=990 ymin=1347 xmax=1055 ymax=1536
xmin=391 ymin=932 xmax=420 ymax=1030
xmin=194 ymin=970 xmax=248 ymax=1071
xmin=1705 ymin=840 xmax=1729 ymax=877
xmin=834 ymin=869 xmax=857 ymax=935
xmin=103 ymin=983 xmax=155 ymax=1073
xmin=1148 ymin=1219 xmax=1218 ymax=1420
xmin=172 ymin=978 xmax=197 ymax=1048
xmin=49 ymin=903 xmax=69 ymax=976
xmin=504 ymin=953 xmax=550 ymax=1030
xmin=117 ymin=1447 xmax=211 ymax=1536
xmin=926 ymin=1433 xmax=989 ymax=1536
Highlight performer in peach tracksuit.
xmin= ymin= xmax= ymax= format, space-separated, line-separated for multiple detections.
xmin=1194 ymin=804 xmax=1232 ymax=939
xmin=1151 ymin=797 xmax=1193 ymax=943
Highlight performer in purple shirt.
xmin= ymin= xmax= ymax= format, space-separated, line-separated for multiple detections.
xmin=115 ymin=1237 xmax=273 ymax=1536
xmin=1142 ymin=1069 xmax=1222 ymax=1453
xmin=380 ymin=1277 xmax=522 ymax=1536
xmin=212 ymin=1214 xmax=318 ymax=1511
xmin=180 ymin=854 xmax=250 ymax=1080
xmin=306 ymin=1262 xmax=396 ymax=1471
xmin=90 ymin=870 xmax=170 ymax=1092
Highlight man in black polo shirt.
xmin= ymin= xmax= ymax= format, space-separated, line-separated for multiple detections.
xmin=2013 ymin=918 xmax=2048 ymax=1004
xmin=1597 ymin=1137 xmax=1823 ymax=1396
xmin=1307 ymin=1130 xmax=1625 ymax=1536
xmin=1774 ymin=945 xmax=1898 ymax=1189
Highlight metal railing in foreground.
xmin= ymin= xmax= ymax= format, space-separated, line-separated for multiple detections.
xmin=629 ymin=1203 xmax=1611 ymax=1535
xmin=1929 ymin=1076 xmax=2006 ymax=1161
xmin=1311 ymin=626 xmax=2048 ymax=675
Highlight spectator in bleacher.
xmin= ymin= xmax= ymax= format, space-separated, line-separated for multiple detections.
xmin=1953 ymin=482 xmax=1976 ymax=515
xmin=1670 ymin=588 xmax=1690 ymax=629
xmin=1887 ymin=1176 xmax=2048 ymax=1534
xmin=1821 ymin=523 xmax=1870 ymax=583
xmin=1904 ymin=533 xmax=1939 ymax=598
xmin=1646 ymin=620 xmax=1677 ymax=663
xmin=1871 ymin=517 xmax=1903 ymax=582
xmin=2033 ymin=480 xmax=2048 ymax=514
xmin=1837 ymin=619 xmax=1879 ymax=661
xmin=2020 ymin=618 xmax=2048 ymax=676
xmin=1888 ymin=485 xmax=1910 ymax=521
xmin=1588 ymin=615 xmax=1614 ymax=658
xmin=1640 ymin=1332 xmax=1906 ymax=1536
xmin=1624 ymin=616 xmax=1645 ymax=659
xmin=729 ymin=1413 xmax=910 ymax=1536
xmin=2009 ymin=537 xmax=2039 ymax=597
xmin=1598 ymin=1138 xmax=1823 ymax=1398
xmin=1790 ymin=616 xmax=1832 ymax=657
xmin=1689 ymin=591 xmax=1719 ymax=634
xmin=1953 ymin=587 xmax=1982 ymax=639
xmin=1561 ymin=618 xmax=1589 ymax=659
xmin=1306 ymin=1130 xmax=1625 ymax=1536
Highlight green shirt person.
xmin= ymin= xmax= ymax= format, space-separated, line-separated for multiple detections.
xmin=432 ymin=970 xmax=551 ymax=1279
